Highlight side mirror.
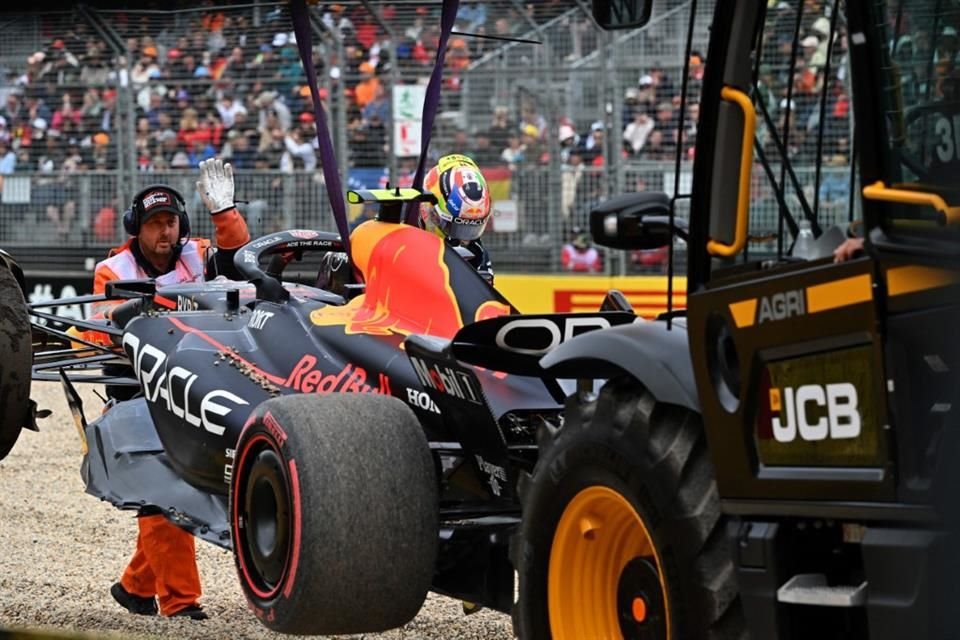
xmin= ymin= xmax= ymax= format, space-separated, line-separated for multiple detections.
xmin=592 ymin=0 xmax=653 ymax=29
xmin=589 ymin=192 xmax=687 ymax=250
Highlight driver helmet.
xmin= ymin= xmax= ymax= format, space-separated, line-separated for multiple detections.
xmin=420 ymin=154 xmax=492 ymax=243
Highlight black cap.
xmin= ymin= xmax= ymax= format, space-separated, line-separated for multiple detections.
xmin=136 ymin=187 xmax=182 ymax=221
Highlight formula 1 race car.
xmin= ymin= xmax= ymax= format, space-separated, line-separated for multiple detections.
xmin=0 ymin=188 xmax=637 ymax=635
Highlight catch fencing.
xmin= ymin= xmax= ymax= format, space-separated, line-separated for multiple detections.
xmin=0 ymin=0 xmax=857 ymax=278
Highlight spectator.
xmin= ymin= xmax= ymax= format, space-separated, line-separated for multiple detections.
xmin=200 ymin=5 xmax=226 ymax=33
xmin=572 ymin=159 xmax=604 ymax=227
xmin=487 ymin=106 xmax=514 ymax=153
xmin=472 ymin=130 xmax=502 ymax=166
xmin=216 ymin=94 xmax=247 ymax=130
xmin=561 ymin=150 xmax=584 ymax=219
xmin=322 ymin=4 xmax=355 ymax=39
xmin=50 ymin=92 xmax=82 ymax=137
xmin=578 ymin=121 xmax=606 ymax=166
xmin=255 ymin=90 xmax=292 ymax=133
xmin=818 ymin=153 xmax=850 ymax=221
xmin=63 ymin=142 xmax=83 ymax=171
xmin=90 ymin=130 xmax=112 ymax=166
xmin=92 ymin=202 xmax=118 ymax=243
xmin=637 ymin=73 xmax=658 ymax=110
xmin=2 ymin=91 xmax=25 ymax=129
xmin=801 ymin=35 xmax=821 ymax=65
xmin=354 ymin=61 xmax=381 ymax=109
xmin=248 ymin=44 xmax=280 ymax=82
xmin=500 ymin=131 xmax=526 ymax=167
xmin=33 ymin=141 xmax=72 ymax=238
xmin=360 ymin=83 xmax=390 ymax=125
xmin=176 ymin=52 xmax=199 ymax=78
xmin=170 ymin=150 xmax=191 ymax=170
xmin=177 ymin=108 xmax=202 ymax=150
xmin=623 ymin=110 xmax=655 ymax=155
xmin=623 ymin=87 xmax=642 ymax=124
xmin=558 ymin=119 xmax=579 ymax=163
xmin=24 ymin=93 xmax=52 ymax=131
xmin=281 ymin=126 xmax=318 ymax=172
xmin=219 ymin=47 xmax=250 ymax=86
xmin=447 ymin=129 xmax=470 ymax=156
xmin=257 ymin=122 xmax=286 ymax=167
xmin=560 ymin=227 xmax=602 ymax=273
xmin=157 ymin=130 xmax=180 ymax=164
xmin=350 ymin=113 xmax=387 ymax=168
xmin=80 ymin=52 xmax=110 ymax=87
xmin=519 ymin=104 xmax=547 ymax=140
xmin=224 ymin=130 xmax=258 ymax=169
xmin=130 ymin=49 xmax=160 ymax=85
xmin=134 ymin=117 xmax=152 ymax=160
xmin=172 ymin=89 xmax=191 ymax=115
xmin=458 ymin=3 xmax=488 ymax=32
xmin=653 ymin=101 xmax=678 ymax=155
xmin=142 ymin=91 xmax=166 ymax=129
xmin=0 ymin=138 xmax=16 ymax=174
xmin=28 ymin=117 xmax=49 ymax=150
xmin=178 ymin=109 xmax=222 ymax=161
xmin=630 ymin=246 xmax=669 ymax=272
xmin=97 ymin=89 xmax=117 ymax=135
xmin=276 ymin=44 xmax=305 ymax=96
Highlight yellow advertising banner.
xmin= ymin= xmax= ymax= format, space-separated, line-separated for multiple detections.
xmin=496 ymin=274 xmax=687 ymax=318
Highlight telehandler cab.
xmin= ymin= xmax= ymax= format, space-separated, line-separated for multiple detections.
xmin=514 ymin=1 xmax=960 ymax=638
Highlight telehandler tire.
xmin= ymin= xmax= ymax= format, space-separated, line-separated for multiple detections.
xmin=514 ymin=376 xmax=745 ymax=639
xmin=0 ymin=265 xmax=31 ymax=461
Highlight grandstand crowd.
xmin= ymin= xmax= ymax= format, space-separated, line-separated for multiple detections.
xmin=0 ymin=3 xmax=617 ymax=175
xmin=0 ymin=1 xmax=857 ymax=272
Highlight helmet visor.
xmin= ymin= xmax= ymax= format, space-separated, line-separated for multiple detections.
xmin=435 ymin=205 xmax=489 ymax=242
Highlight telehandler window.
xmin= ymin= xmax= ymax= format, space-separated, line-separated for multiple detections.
xmin=874 ymin=0 xmax=960 ymax=238
xmin=743 ymin=0 xmax=858 ymax=259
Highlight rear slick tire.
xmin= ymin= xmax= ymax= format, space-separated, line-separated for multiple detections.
xmin=514 ymin=377 xmax=746 ymax=640
xmin=0 ymin=266 xmax=31 ymax=461
xmin=230 ymin=393 xmax=438 ymax=635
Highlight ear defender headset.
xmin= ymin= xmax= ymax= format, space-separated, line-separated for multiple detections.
xmin=122 ymin=184 xmax=191 ymax=240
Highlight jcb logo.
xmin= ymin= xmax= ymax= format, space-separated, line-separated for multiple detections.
xmin=770 ymin=383 xmax=860 ymax=442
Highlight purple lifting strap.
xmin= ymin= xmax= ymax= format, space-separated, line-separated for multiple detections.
xmin=290 ymin=0 xmax=351 ymax=257
xmin=290 ymin=0 xmax=461 ymax=263
xmin=403 ymin=0 xmax=461 ymax=226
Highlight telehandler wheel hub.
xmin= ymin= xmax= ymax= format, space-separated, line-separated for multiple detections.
xmin=617 ymin=557 xmax=667 ymax=637
xmin=245 ymin=447 xmax=292 ymax=589
xmin=548 ymin=486 xmax=670 ymax=639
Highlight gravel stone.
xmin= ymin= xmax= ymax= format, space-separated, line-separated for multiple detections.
xmin=0 ymin=382 xmax=514 ymax=640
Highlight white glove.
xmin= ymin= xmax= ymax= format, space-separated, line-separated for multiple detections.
xmin=196 ymin=157 xmax=235 ymax=214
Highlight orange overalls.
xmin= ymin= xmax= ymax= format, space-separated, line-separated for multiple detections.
xmin=120 ymin=514 xmax=203 ymax=616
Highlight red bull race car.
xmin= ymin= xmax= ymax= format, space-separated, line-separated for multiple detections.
xmin=0 ymin=187 xmax=639 ymax=635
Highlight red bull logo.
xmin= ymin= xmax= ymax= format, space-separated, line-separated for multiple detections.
xmin=284 ymin=355 xmax=391 ymax=395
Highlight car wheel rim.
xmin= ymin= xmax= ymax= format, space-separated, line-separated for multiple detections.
xmin=548 ymin=485 xmax=670 ymax=640
xmin=240 ymin=441 xmax=292 ymax=595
